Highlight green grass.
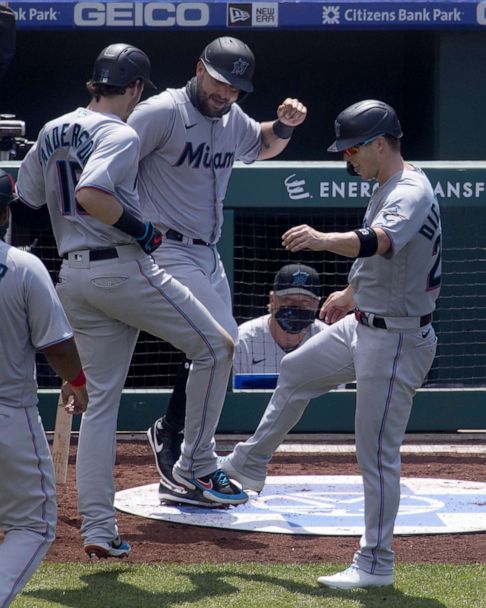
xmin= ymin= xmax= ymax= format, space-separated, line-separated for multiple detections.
xmin=11 ymin=562 xmax=486 ymax=608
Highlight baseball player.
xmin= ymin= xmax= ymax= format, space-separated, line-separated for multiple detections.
xmin=16 ymin=43 xmax=248 ymax=559
xmin=234 ymin=264 xmax=326 ymax=375
xmin=128 ymin=37 xmax=307 ymax=498
xmin=0 ymin=170 xmax=88 ymax=607
xmin=220 ymin=100 xmax=441 ymax=589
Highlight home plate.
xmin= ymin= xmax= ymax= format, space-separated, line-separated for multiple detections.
xmin=114 ymin=475 xmax=486 ymax=536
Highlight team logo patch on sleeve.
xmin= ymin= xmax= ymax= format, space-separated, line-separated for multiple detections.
xmin=382 ymin=206 xmax=406 ymax=224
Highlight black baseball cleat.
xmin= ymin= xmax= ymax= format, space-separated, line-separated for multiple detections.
xmin=159 ymin=469 xmax=248 ymax=508
xmin=158 ymin=481 xmax=229 ymax=508
xmin=147 ymin=418 xmax=183 ymax=490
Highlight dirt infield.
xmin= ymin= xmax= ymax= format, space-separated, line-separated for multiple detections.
xmin=48 ymin=441 xmax=486 ymax=564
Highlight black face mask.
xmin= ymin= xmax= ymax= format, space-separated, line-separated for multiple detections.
xmin=275 ymin=307 xmax=316 ymax=334
xmin=346 ymin=161 xmax=359 ymax=176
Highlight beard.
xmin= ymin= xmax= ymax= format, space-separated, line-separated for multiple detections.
xmin=196 ymin=83 xmax=232 ymax=118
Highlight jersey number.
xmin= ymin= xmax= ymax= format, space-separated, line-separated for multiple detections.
xmin=56 ymin=160 xmax=86 ymax=216
xmin=0 ymin=263 xmax=7 ymax=283
xmin=427 ymin=234 xmax=441 ymax=290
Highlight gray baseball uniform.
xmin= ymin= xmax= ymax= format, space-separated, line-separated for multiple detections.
xmin=0 ymin=242 xmax=72 ymax=607
xmin=226 ymin=166 xmax=441 ymax=574
xmin=17 ymin=107 xmax=235 ymax=546
xmin=128 ymin=86 xmax=261 ymax=340
xmin=234 ymin=314 xmax=326 ymax=374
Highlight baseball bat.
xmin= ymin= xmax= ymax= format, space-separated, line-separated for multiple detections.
xmin=51 ymin=391 xmax=73 ymax=484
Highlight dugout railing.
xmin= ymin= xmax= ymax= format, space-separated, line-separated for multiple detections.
xmin=2 ymin=160 xmax=485 ymax=433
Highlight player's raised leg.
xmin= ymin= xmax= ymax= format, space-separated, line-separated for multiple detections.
xmin=221 ymin=315 xmax=357 ymax=491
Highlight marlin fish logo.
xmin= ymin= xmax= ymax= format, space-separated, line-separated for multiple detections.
xmin=291 ymin=271 xmax=310 ymax=286
xmin=232 ymin=58 xmax=249 ymax=76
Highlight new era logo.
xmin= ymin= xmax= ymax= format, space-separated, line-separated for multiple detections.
xmin=227 ymin=2 xmax=278 ymax=27
xmin=228 ymin=3 xmax=252 ymax=25
xmin=229 ymin=6 xmax=250 ymax=23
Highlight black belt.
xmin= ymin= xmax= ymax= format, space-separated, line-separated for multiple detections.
xmin=355 ymin=310 xmax=432 ymax=329
xmin=165 ymin=229 xmax=210 ymax=247
xmin=63 ymin=248 xmax=119 ymax=261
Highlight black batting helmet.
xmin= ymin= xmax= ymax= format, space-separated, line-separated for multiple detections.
xmin=0 ymin=169 xmax=16 ymax=213
xmin=91 ymin=43 xmax=156 ymax=90
xmin=200 ymin=37 xmax=255 ymax=93
xmin=328 ymin=100 xmax=402 ymax=152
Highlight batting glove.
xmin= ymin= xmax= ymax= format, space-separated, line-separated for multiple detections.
xmin=136 ymin=222 xmax=163 ymax=254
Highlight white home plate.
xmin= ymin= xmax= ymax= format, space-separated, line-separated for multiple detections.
xmin=114 ymin=475 xmax=486 ymax=536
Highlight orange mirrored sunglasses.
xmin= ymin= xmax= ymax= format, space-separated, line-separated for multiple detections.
xmin=343 ymin=133 xmax=385 ymax=157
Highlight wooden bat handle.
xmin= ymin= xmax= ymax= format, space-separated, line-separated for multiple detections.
xmin=51 ymin=392 xmax=73 ymax=484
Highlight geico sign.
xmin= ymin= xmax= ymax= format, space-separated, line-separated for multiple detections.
xmin=74 ymin=2 xmax=210 ymax=26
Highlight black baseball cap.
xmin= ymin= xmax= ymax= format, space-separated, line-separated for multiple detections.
xmin=273 ymin=264 xmax=321 ymax=300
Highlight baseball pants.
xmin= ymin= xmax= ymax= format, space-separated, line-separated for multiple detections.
xmin=152 ymin=240 xmax=239 ymax=341
xmin=229 ymin=313 xmax=437 ymax=574
xmin=0 ymin=405 xmax=56 ymax=607
xmin=57 ymin=244 xmax=233 ymax=545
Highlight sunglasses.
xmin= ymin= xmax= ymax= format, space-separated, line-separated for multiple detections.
xmin=343 ymin=133 xmax=385 ymax=157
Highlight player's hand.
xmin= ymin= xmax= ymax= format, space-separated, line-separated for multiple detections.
xmin=276 ymin=98 xmax=307 ymax=127
xmin=61 ymin=381 xmax=88 ymax=415
xmin=282 ymin=224 xmax=326 ymax=252
xmin=319 ymin=288 xmax=356 ymax=325
xmin=136 ymin=222 xmax=163 ymax=254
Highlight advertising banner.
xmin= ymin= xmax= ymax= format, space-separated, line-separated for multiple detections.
xmin=5 ymin=0 xmax=486 ymax=30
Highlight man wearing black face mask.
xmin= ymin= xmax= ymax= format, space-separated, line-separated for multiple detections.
xmin=234 ymin=264 xmax=325 ymax=374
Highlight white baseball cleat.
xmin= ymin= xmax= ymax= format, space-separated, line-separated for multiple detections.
xmin=218 ymin=455 xmax=265 ymax=493
xmin=317 ymin=565 xmax=394 ymax=590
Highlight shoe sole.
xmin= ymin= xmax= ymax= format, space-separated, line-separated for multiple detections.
xmin=84 ymin=544 xmax=130 ymax=559
xmin=159 ymin=486 xmax=247 ymax=507
xmin=146 ymin=427 xmax=183 ymax=492
xmin=317 ymin=578 xmax=394 ymax=589
xmin=202 ymin=489 xmax=249 ymax=505
xmin=159 ymin=491 xmax=230 ymax=509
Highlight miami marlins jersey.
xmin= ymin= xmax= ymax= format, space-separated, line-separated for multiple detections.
xmin=349 ymin=166 xmax=441 ymax=317
xmin=128 ymin=86 xmax=261 ymax=244
xmin=0 ymin=241 xmax=72 ymax=408
xmin=234 ymin=314 xmax=327 ymax=374
xmin=17 ymin=108 xmax=143 ymax=256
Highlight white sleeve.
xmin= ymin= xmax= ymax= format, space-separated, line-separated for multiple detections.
xmin=76 ymin=125 xmax=140 ymax=194
xmin=24 ymin=255 xmax=73 ymax=349
xmin=128 ymin=94 xmax=175 ymax=161
xmin=233 ymin=105 xmax=262 ymax=164
xmin=233 ymin=332 xmax=252 ymax=374
xmin=16 ymin=138 xmax=47 ymax=209
xmin=372 ymin=183 xmax=429 ymax=256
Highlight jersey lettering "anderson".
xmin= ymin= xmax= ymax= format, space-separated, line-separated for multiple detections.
xmin=39 ymin=122 xmax=94 ymax=168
